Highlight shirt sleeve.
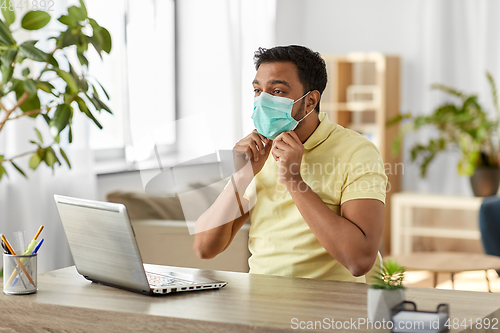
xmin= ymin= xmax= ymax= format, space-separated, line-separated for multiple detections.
xmin=340 ymin=142 xmax=388 ymax=205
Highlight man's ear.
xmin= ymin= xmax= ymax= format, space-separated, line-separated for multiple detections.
xmin=307 ymin=90 xmax=321 ymax=112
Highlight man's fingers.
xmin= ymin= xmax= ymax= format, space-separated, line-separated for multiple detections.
xmin=273 ymin=132 xmax=296 ymax=149
xmin=247 ymin=141 xmax=260 ymax=161
xmin=253 ymin=130 xmax=269 ymax=145
xmin=271 ymin=148 xmax=283 ymax=161
xmin=251 ymin=131 xmax=265 ymax=154
xmin=279 ymin=132 xmax=302 ymax=150
xmin=273 ymin=140 xmax=289 ymax=151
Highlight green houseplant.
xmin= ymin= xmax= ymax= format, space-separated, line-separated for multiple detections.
xmin=0 ymin=0 xmax=111 ymax=181
xmin=388 ymin=72 xmax=500 ymax=196
xmin=367 ymin=259 xmax=405 ymax=322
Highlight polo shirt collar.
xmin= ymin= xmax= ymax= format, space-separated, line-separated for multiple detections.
xmin=303 ymin=112 xmax=336 ymax=150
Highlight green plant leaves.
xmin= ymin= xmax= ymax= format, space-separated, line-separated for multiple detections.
xmin=60 ymin=147 xmax=71 ymax=168
xmin=0 ymin=164 xmax=7 ymax=181
xmin=0 ymin=47 xmax=16 ymax=66
xmin=35 ymin=80 xmax=56 ymax=95
xmin=88 ymin=18 xmax=111 ymax=54
xmin=1 ymin=47 xmax=18 ymax=83
xmin=21 ymin=11 xmax=51 ymax=30
xmin=98 ymin=27 xmax=111 ymax=54
xmin=49 ymin=104 xmax=72 ymax=136
xmin=44 ymin=147 xmax=59 ymax=168
xmin=14 ymin=80 xmax=41 ymax=113
xmin=0 ymin=18 xmax=14 ymax=45
xmin=1 ymin=62 xmax=13 ymax=83
xmin=77 ymin=52 xmax=88 ymax=67
xmin=431 ymin=83 xmax=466 ymax=101
xmin=370 ymin=259 xmax=405 ymax=290
xmin=10 ymin=161 xmax=27 ymax=178
xmin=57 ymin=15 xmax=75 ymax=27
xmin=94 ymin=79 xmax=110 ymax=100
xmin=59 ymin=30 xmax=80 ymax=48
xmin=0 ymin=0 xmax=112 ymax=183
xmin=19 ymin=41 xmax=49 ymax=62
xmin=1 ymin=6 xmax=15 ymax=27
xmin=34 ymin=128 xmax=43 ymax=143
xmin=68 ymin=5 xmax=87 ymax=22
xmin=388 ymin=72 xmax=500 ymax=177
xmin=74 ymin=95 xmax=102 ymax=129
xmin=79 ymin=0 xmax=88 ymax=18
xmin=24 ymin=78 xmax=37 ymax=95
xmin=56 ymin=69 xmax=78 ymax=94
xmin=29 ymin=153 xmax=42 ymax=169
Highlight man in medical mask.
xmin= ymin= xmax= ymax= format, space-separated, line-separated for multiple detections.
xmin=194 ymin=45 xmax=387 ymax=282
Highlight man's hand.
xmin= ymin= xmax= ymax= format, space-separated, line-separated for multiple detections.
xmin=271 ymin=131 xmax=304 ymax=186
xmin=233 ymin=130 xmax=272 ymax=178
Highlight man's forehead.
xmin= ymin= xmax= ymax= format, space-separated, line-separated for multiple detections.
xmin=253 ymin=62 xmax=300 ymax=86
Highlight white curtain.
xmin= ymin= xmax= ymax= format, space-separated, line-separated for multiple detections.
xmin=0 ymin=0 xmax=97 ymax=273
xmin=177 ymin=0 xmax=276 ymax=152
xmin=403 ymin=0 xmax=500 ymax=196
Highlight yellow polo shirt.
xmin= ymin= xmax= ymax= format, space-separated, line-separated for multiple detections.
xmin=245 ymin=112 xmax=387 ymax=282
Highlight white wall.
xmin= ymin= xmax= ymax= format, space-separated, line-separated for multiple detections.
xmin=275 ymin=0 xmax=500 ymax=196
xmin=277 ymin=0 xmax=421 ymax=117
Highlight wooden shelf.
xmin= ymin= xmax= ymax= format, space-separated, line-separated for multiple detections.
xmin=391 ymin=192 xmax=484 ymax=255
xmin=320 ymin=53 xmax=402 ymax=255
xmin=334 ymin=102 xmax=379 ymax=112
xmin=403 ymin=227 xmax=481 ymax=240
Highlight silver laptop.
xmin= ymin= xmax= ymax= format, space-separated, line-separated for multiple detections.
xmin=54 ymin=194 xmax=227 ymax=295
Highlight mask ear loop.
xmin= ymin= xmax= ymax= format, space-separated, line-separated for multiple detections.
xmin=295 ymin=107 xmax=316 ymax=123
xmin=293 ymin=90 xmax=315 ymax=124
xmin=292 ymin=90 xmax=311 ymax=105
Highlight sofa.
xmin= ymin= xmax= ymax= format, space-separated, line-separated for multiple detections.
xmin=107 ymin=191 xmax=251 ymax=273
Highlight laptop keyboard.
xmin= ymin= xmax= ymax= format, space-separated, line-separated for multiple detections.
xmin=146 ymin=272 xmax=196 ymax=287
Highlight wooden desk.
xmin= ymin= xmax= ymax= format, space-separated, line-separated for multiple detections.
xmin=1 ymin=265 xmax=500 ymax=332
xmin=391 ymin=192 xmax=483 ymax=255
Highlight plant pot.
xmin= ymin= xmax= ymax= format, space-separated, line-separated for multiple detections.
xmin=470 ymin=166 xmax=500 ymax=197
xmin=367 ymin=288 xmax=405 ymax=322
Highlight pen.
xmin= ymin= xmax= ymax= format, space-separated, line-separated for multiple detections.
xmin=12 ymin=239 xmax=44 ymax=287
xmin=1 ymin=240 xmax=11 ymax=254
xmin=6 ymin=225 xmax=43 ymax=285
xmin=1 ymin=234 xmax=36 ymax=287
xmin=4 ymin=239 xmax=28 ymax=289
xmin=32 ymin=239 xmax=44 ymax=254
xmin=23 ymin=225 xmax=44 ymax=254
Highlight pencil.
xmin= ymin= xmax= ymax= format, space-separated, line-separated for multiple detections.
xmin=1 ymin=234 xmax=36 ymax=287
xmin=23 ymin=225 xmax=44 ymax=255
xmin=33 ymin=225 xmax=44 ymax=241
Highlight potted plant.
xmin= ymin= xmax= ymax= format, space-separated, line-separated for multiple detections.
xmin=388 ymin=72 xmax=500 ymax=196
xmin=367 ymin=259 xmax=405 ymax=322
xmin=0 ymin=0 xmax=111 ymax=182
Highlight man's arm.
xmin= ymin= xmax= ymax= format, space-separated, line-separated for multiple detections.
xmin=193 ymin=131 xmax=272 ymax=259
xmin=272 ymin=131 xmax=384 ymax=277
xmin=287 ymin=182 xmax=383 ymax=277
xmin=192 ymin=176 xmax=250 ymax=259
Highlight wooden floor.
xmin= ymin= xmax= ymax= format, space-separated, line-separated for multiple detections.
xmin=404 ymin=269 xmax=500 ymax=292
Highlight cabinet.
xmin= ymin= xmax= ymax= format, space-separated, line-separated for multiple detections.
xmin=320 ymin=53 xmax=401 ymax=255
xmin=390 ymin=192 xmax=482 ymax=256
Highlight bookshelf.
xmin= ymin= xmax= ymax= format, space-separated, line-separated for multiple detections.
xmin=320 ymin=53 xmax=402 ymax=255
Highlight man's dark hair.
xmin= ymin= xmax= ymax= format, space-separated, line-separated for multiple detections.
xmin=254 ymin=45 xmax=328 ymax=113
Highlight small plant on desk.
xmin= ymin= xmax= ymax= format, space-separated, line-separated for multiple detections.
xmin=367 ymin=259 xmax=406 ymax=322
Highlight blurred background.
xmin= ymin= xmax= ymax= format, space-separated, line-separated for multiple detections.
xmin=1 ymin=0 xmax=500 ymax=292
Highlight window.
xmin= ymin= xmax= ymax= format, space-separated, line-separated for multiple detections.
xmin=86 ymin=0 xmax=176 ymax=165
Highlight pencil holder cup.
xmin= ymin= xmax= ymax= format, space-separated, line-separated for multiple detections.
xmin=3 ymin=253 xmax=37 ymax=295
